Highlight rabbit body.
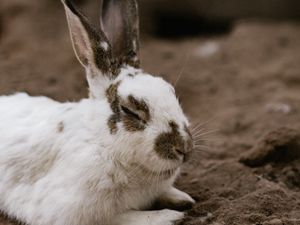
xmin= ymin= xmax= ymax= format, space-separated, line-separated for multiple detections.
xmin=0 ymin=0 xmax=196 ymax=224
xmin=0 ymin=92 xmax=177 ymax=225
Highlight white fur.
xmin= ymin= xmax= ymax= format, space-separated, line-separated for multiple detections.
xmin=0 ymin=66 xmax=193 ymax=225
xmin=100 ymin=42 xmax=109 ymax=51
xmin=160 ymin=187 xmax=196 ymax=205
xmin=0 ymin=0 xmax=195 ymax=223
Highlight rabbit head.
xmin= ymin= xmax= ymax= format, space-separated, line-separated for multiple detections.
xmin=62 ymin=0 xmax=193 ymax=176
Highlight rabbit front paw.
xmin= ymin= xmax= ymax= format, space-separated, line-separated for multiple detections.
xmin=112 ymin=209 xmax=184 ymax=225
xmin=152 ymin=187 xmax=195 ymax=211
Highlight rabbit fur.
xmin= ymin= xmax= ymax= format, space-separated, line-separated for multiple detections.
xmin=0 ymin=0 xmax=195 ymax=224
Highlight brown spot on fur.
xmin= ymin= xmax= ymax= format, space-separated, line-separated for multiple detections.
xmin=109 ymin=59 xmax=122 ymax=77
xmin=123 ymin=49 xmax=140 ymax=68
xmin=106 ymin=82 xmax=121 ymax=133
xmin=127 ymin=95 xmax=150 ymax=121
xmin=122 ymin=115 xmax=146 ymax=132
xmin=0 ymin=213 xmax=26 ymax=225
xmin=106 ymin=81 xmax=121 ymax=113
xmin=108 ymin=114 xmax=119 ymax=134
xmin=119 ymin=95 xmax=150 ymax=132
xmin=57 ymin=121 xmax=64 ymax=133
xmin=154 ymin=121 xmax=185 ymax=160
xmin=106 ymin=83 xmax=151 ymax=133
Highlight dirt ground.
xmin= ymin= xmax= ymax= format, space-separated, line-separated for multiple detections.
xmin=1 ymin=1 xmax=300 ymax=225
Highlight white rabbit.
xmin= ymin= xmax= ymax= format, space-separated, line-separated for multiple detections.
xmin=0 ymin=0 xmax=195 ymax=225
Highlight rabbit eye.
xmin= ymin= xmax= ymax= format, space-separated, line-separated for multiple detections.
xmin=121 ymin=106 xmax=141 ymax=121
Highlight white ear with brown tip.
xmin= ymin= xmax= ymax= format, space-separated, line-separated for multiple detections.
xmin=62 ymin=0 xmax=121 ymax=98
xmin=62 ymin=0 xmax=116 ymax=73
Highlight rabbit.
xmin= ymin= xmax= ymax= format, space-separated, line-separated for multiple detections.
xmin=0 ymin=0 xmax=196 ymax=225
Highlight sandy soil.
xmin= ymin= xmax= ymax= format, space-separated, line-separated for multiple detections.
xmin=0 ymin=1 xmax=300 ymax=225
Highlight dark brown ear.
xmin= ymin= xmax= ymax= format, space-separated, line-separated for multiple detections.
xmin=62 ymin=0 xmax=114 ymax=75
xmin=101 ymin=0 xmax=140 ymax=68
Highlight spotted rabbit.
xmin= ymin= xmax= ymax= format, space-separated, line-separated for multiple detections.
xmin=0 ymin=0 xmax=195 ymax=224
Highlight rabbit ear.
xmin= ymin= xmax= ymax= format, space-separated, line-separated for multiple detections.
xmin=101 ymin=0 xmax=140 ymax=68
xmin=62 ymin=0 xmax=116 ymax=76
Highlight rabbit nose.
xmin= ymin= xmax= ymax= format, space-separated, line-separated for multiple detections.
xmin=175 ymin=148 xmax=187 ymax=162
xmin=175 ymin=148 xmax=185 ymax=156
xmin=175 ymin=145 xmax=191 ymax=162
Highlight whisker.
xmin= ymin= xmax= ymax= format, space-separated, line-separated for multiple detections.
xmin=192 ymin=126 xmax=208 ymax=133
xmin=190 ymin=123 xmax=206 ymax=132
xmin=192 ymin=131 xmax=207 ymax=137
xmin=194 ymin=142 xmax=209 ymax=147
xmin=190 ymin=117 xmax=216 ymax=131
xmin=174 ymin=52 xmax=191 ymax=88
xmin=194 ymin=145 xmax=211 ymax=151
xmin=193 ymin=129 xmax=219 ymax=137
xmin=191 ymin=127 xmax=206 ymax=134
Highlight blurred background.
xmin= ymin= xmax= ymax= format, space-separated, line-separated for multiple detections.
xmin=140 ymin=0 xmax=300 ymax=36
xmin=0 ymin=1 xmax=300 ymax=225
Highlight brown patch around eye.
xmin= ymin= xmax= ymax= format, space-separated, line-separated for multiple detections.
xmin=106 ymin=82 xmax=121 ymax=134
xmin=122 ymin=115 xmax=146 ymax=132
xmin=154 ymin=121 xmax=185 ymax=160
xmin=119 ymin=95 xmax=150 ymax=132
xmin=127 ymin=95 xmax=150 ymax=122
xmin=106 ymin=84 xmax=151 ymax=133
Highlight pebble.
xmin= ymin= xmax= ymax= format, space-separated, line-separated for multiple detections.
xmin=194 ymin=42 xmax=220 ymax=58
xmin=265 ymin=102 xmax=291 ymax=114
xmin=263 ymin=218 xmax=283 ymax=225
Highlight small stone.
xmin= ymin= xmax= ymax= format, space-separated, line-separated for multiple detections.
xmin=263 ymin=218 xmax=283 ymax=225
xmin=265 ymin=102 xmax=291 ymax=114
xmin=194 ymin=42 xmax=219 ymax=58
